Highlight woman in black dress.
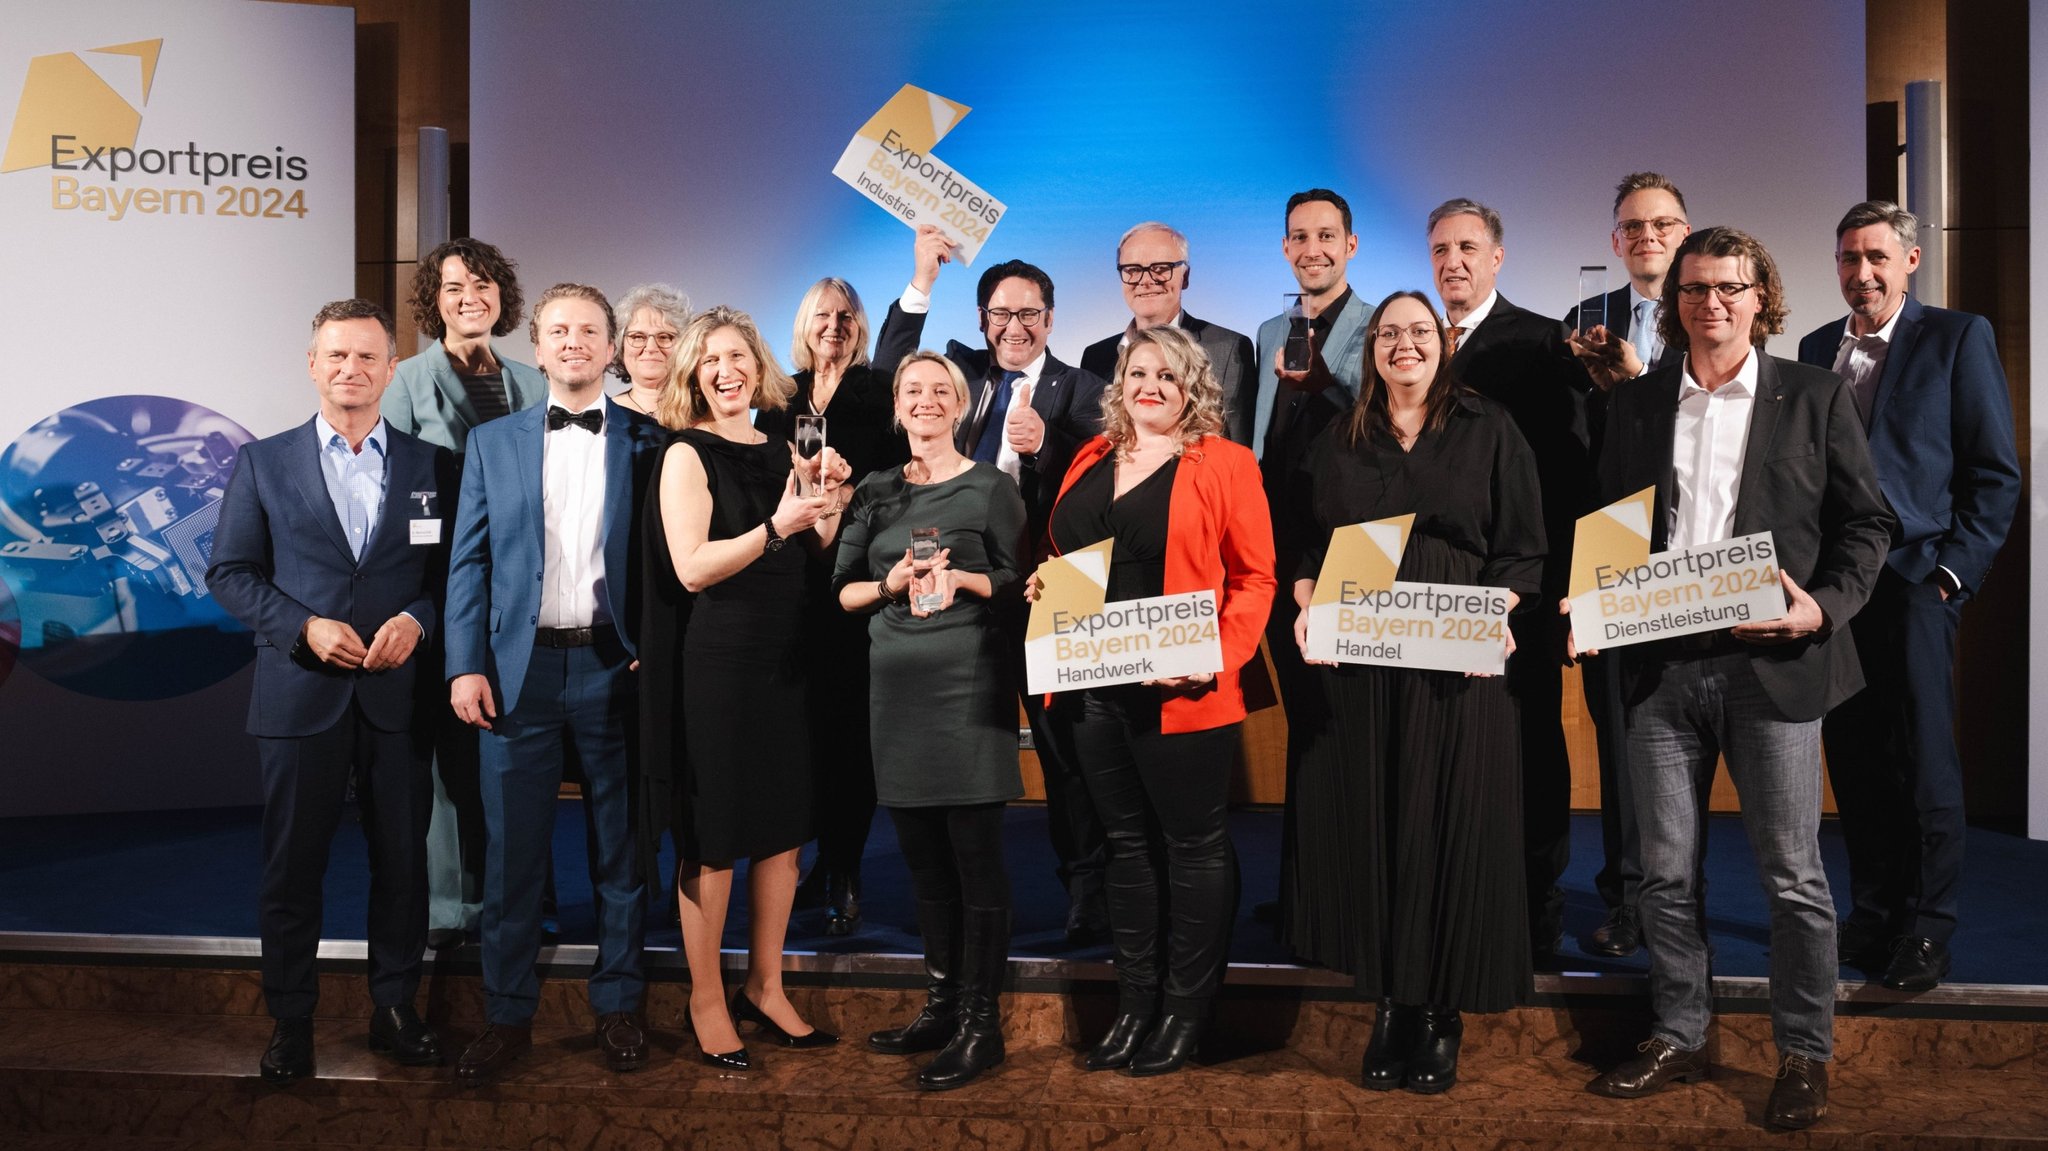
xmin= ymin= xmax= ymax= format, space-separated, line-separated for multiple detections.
xmin=833 ymin=351 xmax=1026 ymax=1091
xmin=651 ymin=305 xmax=851 ymax=1068
xmin=1286 ymin=290 xmax=1544 ymax=1094
xmin=756 ymin=278 xmax=908 ymax=936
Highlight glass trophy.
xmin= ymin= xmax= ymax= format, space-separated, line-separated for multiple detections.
xmin=794 ymin=414 xmax=826 ymax=494
xmin=1576 ymin=265 xmax=1609 ymax=335
xmin=1282 ymin=293 xmax=1312 ymax=372
xmin=909 ymin=527 xmax=943 ymax=613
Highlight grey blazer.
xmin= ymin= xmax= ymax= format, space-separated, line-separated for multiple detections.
xmin=1080 ymin=312 xmax=1258 ymax=446
xmin=381 ymin=339 xmax=549 ymax=456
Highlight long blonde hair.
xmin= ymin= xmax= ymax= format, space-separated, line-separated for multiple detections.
xmin=655 ymin=305 xmax=796 ymax=430
xmin=1099 ymin=325 xmax=1223 ymax=455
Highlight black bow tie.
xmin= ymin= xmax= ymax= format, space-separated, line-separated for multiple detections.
xmin=546 ymin=405 xmax=603 ymax=434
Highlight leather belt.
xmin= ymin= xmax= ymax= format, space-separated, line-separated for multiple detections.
xmin=534 ymin=624 xmax=612 ymax=649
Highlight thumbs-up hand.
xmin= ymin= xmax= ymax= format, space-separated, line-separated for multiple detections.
xmin=1004 ymin=380 xmax=1043 ymax=455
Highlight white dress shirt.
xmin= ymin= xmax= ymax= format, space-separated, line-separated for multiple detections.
xmin=1829 ymin=302 xmax=1904 ymax=428
xmin=1446 ymin=288 xmax=1500 ymax=349
xmin=538 ymin=396 xmax=611 ymax=629
xmin=1669 ymin=349 xmax=1760 ymax=549
xmin=314 ymin=413 xmax=387 ymax=561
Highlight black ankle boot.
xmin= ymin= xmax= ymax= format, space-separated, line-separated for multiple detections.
xmin=869 ymin=898 xmax=960 ymax=1055
xmin=1361 ymin=999 xmax=1418 ymax=1091
xmin=1404 ymin=1007 xmax=1462 ymax=1094
xmin=918 ymin=905 xmax=1009 ymax=1090
xmin=1084 ymin=1010 xmax=1155 ymax=1071
xmin=1125 ymin=1012 xmax=1203 ymax=1077
xmin=824 ymin=870 xmax=862 ymax=936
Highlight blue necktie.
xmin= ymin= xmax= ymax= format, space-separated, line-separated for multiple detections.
xmin=973 ymin=370 xmax=1023 ymax=463
xmin=1633 ymin=299 xmax=1661 ymax=369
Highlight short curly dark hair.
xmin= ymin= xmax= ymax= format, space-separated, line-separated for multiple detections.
xmin=408 ymin=238 xmax=524 ymax=341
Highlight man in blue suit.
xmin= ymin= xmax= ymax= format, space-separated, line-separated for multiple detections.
xmin=1797 ymin=201 xmax=2021 ymax=992
xmin=444 ymin=283 xmax=666 ymax=1085
xmin=874 ymin=225 xmax=1114 ymax=945
xmin=381 ymin=237 xmax=549 ymax=952
xmin=208 ymin=299 xmax=457 ymax=1085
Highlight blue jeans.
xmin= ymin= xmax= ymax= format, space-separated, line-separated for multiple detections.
xmin=1628 ymin=652 xmax=1834 ymax=1061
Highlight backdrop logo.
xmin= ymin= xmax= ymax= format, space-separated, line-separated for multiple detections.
xmin=2 ymin=39 xmax=161 ymax=174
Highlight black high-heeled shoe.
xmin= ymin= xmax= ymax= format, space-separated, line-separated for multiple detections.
xmin=684 ymin=1001 xmax=752 ymax=1070
xmin=1361 ymin=999 xmax=1418 ymax=1091
xmin=733 ymin=990 xmax=840 ymax=1049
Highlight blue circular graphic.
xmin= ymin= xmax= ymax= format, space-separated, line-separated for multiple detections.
xmin=0 ymin=396 xmax=257 ymax=700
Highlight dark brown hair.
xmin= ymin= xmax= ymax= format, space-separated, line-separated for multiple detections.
xmin=1612 ymin=172 xmax=1688 ymax=219
xmin=1657 ymin=226 xmax=1788 ymax=351
xmin=1344 ymin=291 xmax=1467 ymax=448
xmin=308 ymin=298 xmax=396 ymax=356
xmin=408 ymin=238 xmax=524 ymax=341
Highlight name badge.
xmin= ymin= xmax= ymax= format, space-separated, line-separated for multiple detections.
xmin=411 ymin=519 xmax=442 ymax=545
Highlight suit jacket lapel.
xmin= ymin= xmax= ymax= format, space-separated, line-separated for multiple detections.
xmin=1869 ymin=297 xmax=1922 ymax=430
xmin=519 ymin=402 xmax=547 ymax=547
xmin=1644 ymin=374 xmax=1681 ymax=550
xmin=601 ymin=403 xmax=633 ymax=622
xmin=423 ymin=341 xmax=485 ymax=430
xmin=286 ymin=419 xmax=361 ymax=564
xmin=366 ymin=434 xmax=429 ymax=564
xmin=1733 ymin=355 xmax=1786 ymax=535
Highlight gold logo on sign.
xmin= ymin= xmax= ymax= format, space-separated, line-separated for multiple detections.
xmin=3 ymin=39 xmax=163 ymax=174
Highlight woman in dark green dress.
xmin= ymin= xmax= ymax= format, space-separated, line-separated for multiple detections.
xmin=832 ymin=350 xmax=1026 ymax=1091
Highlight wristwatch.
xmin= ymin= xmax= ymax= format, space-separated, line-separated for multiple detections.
xmin=763 ymin=518 xmax=786 ymax=552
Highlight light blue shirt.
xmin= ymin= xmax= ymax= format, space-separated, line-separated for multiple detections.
xmin=315 ymin=413 xmax=388 ymax=561
xmin=1631 ymin=287 xmax=1664 ymax=373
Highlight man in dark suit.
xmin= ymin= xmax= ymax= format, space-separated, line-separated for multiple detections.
xmin=1584 ymin=228 xmax=1893 ymax=1130
xmin=1429 ymin=197 xmax=1594 ymax=963
xmin=1080 ymin=221 xmax=1257 ymax=445
xmin=444 ymin=283 xmax=666 ymax=1086
xmin=875 ymin=224 xmax=1111 ymax=944
xmin=1798 ymin=201 xmax=2021 ymax=992
xmin=208 ymin=299 xmax=457 ymax=1085
xmin=1561 ymin=173 xmax=1693 ymax=959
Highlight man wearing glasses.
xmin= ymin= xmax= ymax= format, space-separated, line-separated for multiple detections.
xmin=1562 ymin=174 xmax=1692 ymax=962
xmin=1427 ymin=197 xmax=1595 ymax=968
xmin=1581 ymin=227 xmax=1892 ymax=1130
xmin=876 ymin=224 xmax=1111 ymax=945
xmin=1081 ymin=222 xmax=1257 ymax=445
xmin=1797 ymin=202 xmax=2019 ymax=993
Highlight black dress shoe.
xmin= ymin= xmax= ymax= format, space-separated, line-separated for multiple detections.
xmin=1588 ymin=906 xmax=1642 ymax=957
xmin=1403 ymin=1009 xmax=1461 ymax=1094
xmin=1084 ymin=1012 xmax=1155 ymax=1072
xmin=425 ymin=928 xmax=467 ymax=952
xmin=824 ymin=871 xmax=862 ymax=936
xmin=367 ymin=1005 xmax=443 ymax=1066
xmin=260 ymin=1017 xmax=314 ymax=1085
xmin=455 ymin=1023 xmax=531 ymax=1088
xmin=596 ymin=1011 xmax=649 ymax=1072
xmin=1765 ymin=1053 xmax=1828 ymax=1130
xmin=698 ymin=1045 xmax=752 ymax=1071
xmin=1881 ymin=936 xmax=1951 ymax=992
xmin=1360 ymin=999 xmax=1418 ymax=1091
xmin=1064 ymin=890 xmax=1110 ymax=947
xmin=1837 ymin=916 xmax=1893 ymax=970
xmin=1124 ymin=1013 xmax=1202 ymax=1077
xmin=1591 ymin=1036 xmax=1709 ymax=1097
xmin=733 ymin=990 xmax=839 ymax=1048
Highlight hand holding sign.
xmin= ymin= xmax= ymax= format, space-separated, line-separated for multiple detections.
xmin=832 ymin=84 xmax=1006 ymax=265
xmin=1568 ymin=485 xmax=1787 ymax=651
xmin=1025 ymin=539 xmax=1222 ymax=693
xmin=1302 ymin=514 xmax=1514 ymax=675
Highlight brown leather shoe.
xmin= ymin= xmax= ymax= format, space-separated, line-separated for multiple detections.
xmin=596 ymin=1012 xmax=649 ymax=1072
xmin=1591 ymin=1036 xmax=1710 ymax=1098
xmin=1766 ymin=1053 xmax=1828 ymax=1130
xmin=454 ymin=1023 xmax=532 ymax=1088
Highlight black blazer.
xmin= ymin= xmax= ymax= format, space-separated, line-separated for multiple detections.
xmin=1080 ymin=311 xmax=1258 ymax=446
xmin=1597 ymin=354 xmax=1896 ymax=721
xmin=874 ymin=300 xmax=1106 ymax=544
xmin=1451 ymin=294 xmax=1596 ymax=593
xmin=208 ymin=419 xmax=457 ymax=738
xmin=1796 ymin=298 xmax=2020 ymax=595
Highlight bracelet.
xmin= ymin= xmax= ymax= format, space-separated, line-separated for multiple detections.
xmin=876 ymin=578 xmax=900 ymax=604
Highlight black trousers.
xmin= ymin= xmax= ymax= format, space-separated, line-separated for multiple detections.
xmin=1584 ymin=650 xmax=1639 ymax=911
xmin=1071 ymin=688 xmax=1240 ymax=1016
xmin=1509 ymin=600 xmax=1571 ymax=947
xmin=1024 ymin=689 xmax=1104 ymax=901
xmin=888 ymin=802 xmax=1012 ymax=910
xmin=809 ymin=612 xmax=878 ymax=876
xmin=258 ymin=698 xmax=431 ymax=1020
xmin=1825 ymin=568 xmax=1967 ymax=943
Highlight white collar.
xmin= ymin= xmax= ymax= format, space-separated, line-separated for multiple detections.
xmin=1449 ymin=289 xmax=1500 ymax=333
xmin=316 ymin=413 xmax=387 ymax=456
xmin=1680 ymin=346 xmax=1760 ymax=397
xmin=1120 ymin=311 xmax=1186 ymax=347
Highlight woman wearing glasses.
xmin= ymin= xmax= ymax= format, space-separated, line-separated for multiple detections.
xmin=1040 ymin=325 xmax=1275 ymax=1076
xmin=833 ymin=350 xmax=1026 ymax=1091
xmin=756 ymin=278 xmax=908 ymax=937
xmin=1287 ymin=290 xmax=1544 ymax=1095
xmin=609 ymin=283 xmax=690 ymax=417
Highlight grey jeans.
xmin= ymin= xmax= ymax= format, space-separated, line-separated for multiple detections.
xmin=1628 ymin=651 xmax=1835 ymax=1061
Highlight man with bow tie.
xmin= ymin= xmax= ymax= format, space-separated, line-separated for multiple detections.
xmin=443 ymin=283 xmax=665 ymax=1086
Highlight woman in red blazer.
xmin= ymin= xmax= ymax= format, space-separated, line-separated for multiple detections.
xmin=1037 ymin=325 xmax=1275 ymax=1076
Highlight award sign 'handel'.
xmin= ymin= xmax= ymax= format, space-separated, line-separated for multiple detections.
xmin=831 ymin=84 xmax=1006 ymax=265
xmin=1567 ymin=486 xmax=1788 ymax=651
xmin=1303 ymin=514 xmax=1513 ymax=675
xmin=1025 ymin=539 xmax=1222 ymax=695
